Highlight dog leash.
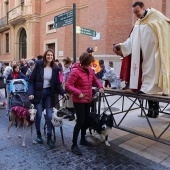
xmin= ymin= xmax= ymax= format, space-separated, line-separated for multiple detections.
xmin=60 ymin=95 xmax=70 ymax=103
xmin=82 ymin=93 xmax=98 ymax=101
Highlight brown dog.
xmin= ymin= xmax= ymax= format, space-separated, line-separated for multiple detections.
xmin=7 ymin=105 xmax=37 ymax=147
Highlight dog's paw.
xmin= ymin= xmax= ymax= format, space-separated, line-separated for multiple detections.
xmin=22 ymin=143 xmax=26 ymax=147
xmin=105 ymin=141 xmax=110 ymax=146
xmin=18 ymin=134 xmax=22 ymax=138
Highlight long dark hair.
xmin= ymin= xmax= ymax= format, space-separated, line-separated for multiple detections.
xmin=43 ymin=49 xmax=55 ymax=68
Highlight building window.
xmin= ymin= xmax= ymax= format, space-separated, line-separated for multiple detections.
xmin=46 ymin=21 xmax=56 ymax=34
xmin=5 ymin=33 xmax=9 ymax=53
xmin=48 ymin=24 xmax=54 ymax=30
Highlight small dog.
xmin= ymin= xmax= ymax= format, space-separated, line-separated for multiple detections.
xmin=7 ymin=105 xmax=37 ymax=147
xmin=3 ymin=66 xmax=12 ymax=79
xmin=87 ymin=112 xmax=113 ymax=146
xmin=51 ymin=108 xmax=63 ymax=127
xmin=43 ymin=108 xmax=64 ymax=145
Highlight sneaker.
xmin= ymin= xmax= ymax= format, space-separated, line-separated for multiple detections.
xmin=69 ymin=115 xmax=75 ymax=121
xmin=37 ymin=134 xmax=43 ymax=144
xmin=71 ymin=145 xmax=82 ymax=156
xmin=80 ymin=139 xmax=94 ymax=147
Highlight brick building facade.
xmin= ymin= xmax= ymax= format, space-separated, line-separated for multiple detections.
xmin=0 ymin=0 xmax=169 ymax=66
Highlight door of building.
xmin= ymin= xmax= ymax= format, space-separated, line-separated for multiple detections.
xmin=19 ymin=28 xmax=27 ymax=59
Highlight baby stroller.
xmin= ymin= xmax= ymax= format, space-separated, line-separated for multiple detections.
xmin=9 ymin=79 xmax=31 ymax=109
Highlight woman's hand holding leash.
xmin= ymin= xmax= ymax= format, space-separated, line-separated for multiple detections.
xmin=99 ymin=88 xmax=104 ymax=93
xmin=28 ymin=95 xmax=34 ymax=100
xmin=63 ymin=93 xmax=69 ymax=100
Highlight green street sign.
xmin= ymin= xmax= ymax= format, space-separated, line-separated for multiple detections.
xmin=76 ymin=26 xmax=96 ymax=37
xmin=53 ymin=18 xmax=73 ymax=29
xmin=54 ymin=10 xmax=73 ymax=29
xmin=54 ymin=10 xmax=73 ymax=23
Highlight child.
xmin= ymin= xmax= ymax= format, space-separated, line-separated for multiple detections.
xmin=103 ymin=61 xmax=120 ymax=89
xmin=62 ymin=57 xmax=75 ymax=121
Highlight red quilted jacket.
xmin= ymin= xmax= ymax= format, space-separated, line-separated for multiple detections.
xmin=65 ymin=63 xmax=103 ymax=103
xmin=11 ymin=106 xmax=34 ymax=125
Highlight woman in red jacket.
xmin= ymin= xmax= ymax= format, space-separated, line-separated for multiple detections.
xmin=66 ymin=53 xmax=104 ymax=156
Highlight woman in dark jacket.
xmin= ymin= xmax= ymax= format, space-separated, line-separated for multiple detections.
xmin=28 ymin=49 xmax=68 ymax=149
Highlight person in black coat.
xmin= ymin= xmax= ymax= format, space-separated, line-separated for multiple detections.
xmin=28 ymin=49 xmax=68 ymax=149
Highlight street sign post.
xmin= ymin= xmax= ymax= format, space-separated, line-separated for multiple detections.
xmin=54 ymin=10 xmax=73 ymax=29
xmin=53 ymin=6 xmax=97 ymax=63
xmin=54 ymin=7 xmax=76 ymax=63
xmin=76 ymin=26 xmax=96 ymax=37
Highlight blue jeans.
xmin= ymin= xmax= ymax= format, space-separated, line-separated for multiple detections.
xmin=35 ymin=88 xmax=53 ymax=134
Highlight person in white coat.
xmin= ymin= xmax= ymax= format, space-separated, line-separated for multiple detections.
xmin=113 ymin=1 xmax=170 ymax=118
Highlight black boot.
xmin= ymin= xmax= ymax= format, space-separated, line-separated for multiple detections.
xmin=147 ymin=100 xmax=154 ymax=118
xmin=153 ymin=101 xmax=159 ymax=118
xmin=47 ymin=133 xmax=55 ymax=149
xmin=37 ymin=131 xmax=43 ymax=144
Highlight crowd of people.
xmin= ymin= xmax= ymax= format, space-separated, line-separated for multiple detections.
xmin=0 ymin=47 xmax=117 ymax=153
xmin=0 ymin=0 xmax=169 ymax=155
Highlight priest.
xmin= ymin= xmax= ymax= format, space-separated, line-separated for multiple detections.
xmin=113 ymin=1 xmax=170 ymax=118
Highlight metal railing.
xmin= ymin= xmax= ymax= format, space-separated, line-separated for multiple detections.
xmin=0 ymin=16 xmax=7 ymax=27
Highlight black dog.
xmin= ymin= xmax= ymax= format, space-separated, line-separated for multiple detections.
xmin=86 ymin=112 xmax=113 ymax=146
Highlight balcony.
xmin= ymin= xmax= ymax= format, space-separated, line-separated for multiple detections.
xmin=8 ymin=5 xmax=25 ymax=25
xmin=0 ymin=16 xmax=10 ymax=32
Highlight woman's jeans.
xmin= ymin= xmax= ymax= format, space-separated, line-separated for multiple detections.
xmin=35 ymin=88 xmax=53 ymax=134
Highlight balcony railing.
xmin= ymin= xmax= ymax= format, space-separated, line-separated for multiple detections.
xmin=8 ymin=5 xmax=24 ymax=22
xmin=0 ymin=16 xmax=7 ymax=27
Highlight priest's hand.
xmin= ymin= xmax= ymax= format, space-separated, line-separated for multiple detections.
xmin=113 ymin=44 xmax=123 ymax=56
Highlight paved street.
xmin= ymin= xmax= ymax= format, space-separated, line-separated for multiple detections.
xmin=0 ymin=88 xmax=170 ymax=170
xmin=0 ymin=108 xmax=168 ymax=170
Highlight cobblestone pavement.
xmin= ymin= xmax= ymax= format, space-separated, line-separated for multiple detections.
xmin=0 ymin=108 xmax=169 ymax=170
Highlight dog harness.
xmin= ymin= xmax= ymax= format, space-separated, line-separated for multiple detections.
xmin=11 ymin=106 xmax=34 ymax=125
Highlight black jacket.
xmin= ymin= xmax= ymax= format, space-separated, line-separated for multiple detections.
xmin=28 ymin=60 xmax=65 ymax=106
